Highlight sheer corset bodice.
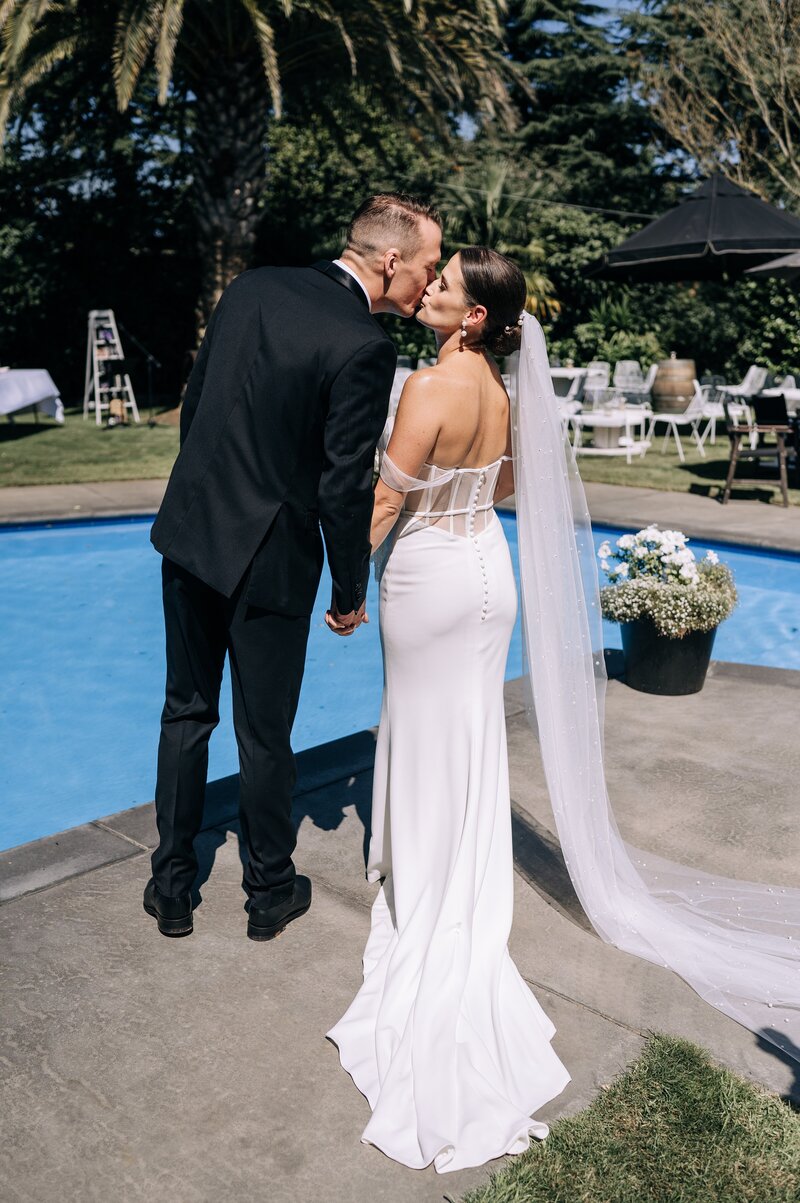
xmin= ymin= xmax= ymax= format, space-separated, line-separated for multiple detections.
xmin=381 ymin=454 xmax=512 ymax=538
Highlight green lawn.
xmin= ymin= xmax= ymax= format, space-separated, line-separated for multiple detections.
xmin=0 ymin=406 xmax=180 ymax=486
xmin=575 ymin=437 xmax=800 ymax=507
xmin=1 ymin=407 xmax=798 ymax=506
xmin=462 ymin=1034 xmax=800 ymax=1203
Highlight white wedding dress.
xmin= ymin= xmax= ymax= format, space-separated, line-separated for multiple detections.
xmin=327 ymin=450 xmax=570 ymax=1173
xmin=328 ymin=313 xmax=800 ymax=1174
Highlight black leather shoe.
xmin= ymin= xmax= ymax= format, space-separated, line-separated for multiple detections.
xmin=247 ymin=876 xmax=312 ymax=941
xmin=143 ymin=879 xmax=193 ymax=937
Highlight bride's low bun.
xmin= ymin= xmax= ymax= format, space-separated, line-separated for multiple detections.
xmin=460 ymin=247 xmax=527 ymax=358
xmin=483 ymin=322 xmax=523 ymax=357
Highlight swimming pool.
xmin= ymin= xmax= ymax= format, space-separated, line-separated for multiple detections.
xmin=1 ymin=514 xmax=798 ymax=852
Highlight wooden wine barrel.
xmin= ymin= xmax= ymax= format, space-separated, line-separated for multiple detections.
xmin=651 ymin=358 xmax=696 ymax=413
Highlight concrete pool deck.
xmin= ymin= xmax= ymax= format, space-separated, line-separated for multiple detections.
xmin=2 ymin=664 xmax=799 ymax=1202
xmin=1 ymin=475 xmax=800 ymax=552
xmin=2 ymin=478 xmax=799 ymax=1199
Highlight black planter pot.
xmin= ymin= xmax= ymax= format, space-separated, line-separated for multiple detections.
xmin=620 ymin=619 xmax=717 ymax=695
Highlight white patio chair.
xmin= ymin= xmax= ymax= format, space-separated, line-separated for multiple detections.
xmin=640 ymin=362 xmax=658 ymax=397
xmin=583 ymin=365 xmax=610 ymax=408
xmin=694 ymin=380 xmax=724 ymax=446
xmin=646 ymin=388 xmax=707 ymax=462
xmin=692 ymin=379 xmax=751 ymax=447
xmin=562 ymin=372 xmax=585 ymax=406
xmin=621 ymin=361 xmax=658 ymax=405
xmin=612 ymin=359 xmax=644 ymax=390
xmin=718 ymin=365 xmax=768 ymax=399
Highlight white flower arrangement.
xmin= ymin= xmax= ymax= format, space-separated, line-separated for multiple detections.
xmin=598 ymin=526 xmax=737 ymax=639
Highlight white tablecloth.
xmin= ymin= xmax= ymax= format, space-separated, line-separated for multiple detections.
xmin=0 ymin=369 xmax=64 ymax=422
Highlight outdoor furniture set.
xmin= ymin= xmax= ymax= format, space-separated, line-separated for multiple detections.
xmin=542 ymin=357 xmax=798 ymax=500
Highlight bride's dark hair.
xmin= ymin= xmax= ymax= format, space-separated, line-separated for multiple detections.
xmin=459 ymin=246 xmax=528 ymax=356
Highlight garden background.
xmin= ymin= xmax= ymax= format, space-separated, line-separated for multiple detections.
xmin=1 ymin=0 xmax=799 ymax=410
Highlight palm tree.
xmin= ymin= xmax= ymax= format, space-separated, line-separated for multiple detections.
xmin=441 ymin=159 xmax=561 ymax=319
xmin=0 ymin=0 xmax=518 ymax=332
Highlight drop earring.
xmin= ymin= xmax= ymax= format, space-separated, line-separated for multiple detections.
xmin=459 ymin=319 xmax=467 ymax=351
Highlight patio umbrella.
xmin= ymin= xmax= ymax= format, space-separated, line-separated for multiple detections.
xmin=744 ymin=250 xmax=800 ymax=280
xmin=588 ymin=173 xmax=800 ymax=282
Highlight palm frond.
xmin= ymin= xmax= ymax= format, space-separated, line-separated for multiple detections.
xmin=0 ymin=0 xmax=26 ymax=36
xmin=0 ymin=28 xmax=76 ymax=140
xmin=239 ymin=0 xmax=283 ymax=114
xmin=113 ymin=0 xmax=166 ymax=110
xmin=2 ymin=0 xmax=47 ymax=61
xmin=154 ymin=0 xmax=184 ymax=104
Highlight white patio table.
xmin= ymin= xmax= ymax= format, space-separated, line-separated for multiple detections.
xmin=0 ymin=369 xmax=64 ymax=423
xmin=570 ymin=407 xmax=650 ymax=464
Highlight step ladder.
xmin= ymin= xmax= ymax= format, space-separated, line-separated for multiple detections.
xmin=83 ymin=310 xmax=140 ymax=425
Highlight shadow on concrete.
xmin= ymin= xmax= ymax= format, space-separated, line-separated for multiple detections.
xmin=186 ymin=724 xmax=601 ymax=934
xmin=755 ymin=1030 xmax=800 ymax=1108
xmin=683 ymin=457 xmax=796 ymax=504
xmin=293 ymin=771 xmax=373 ymax=868
xmin=189 ymin=729 xmax=377 ymax=905
xmin=511 ymin=802 xmax=593 ymax=934
xmin=688 ymin=480 xmax=789 ymax=505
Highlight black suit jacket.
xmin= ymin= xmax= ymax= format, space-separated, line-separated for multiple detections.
xmin=151 ymin=264 xmax=396 ymax=616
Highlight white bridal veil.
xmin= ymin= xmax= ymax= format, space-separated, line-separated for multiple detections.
xmin=511 ymin=313 xmax=800 ymax=1060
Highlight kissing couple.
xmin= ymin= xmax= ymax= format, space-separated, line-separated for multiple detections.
xmin=144 ymin=192 xmax=800 ymax=1174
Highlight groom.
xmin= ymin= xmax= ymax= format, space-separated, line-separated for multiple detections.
xmin=145 ymin=194 xmax=442 ymax=941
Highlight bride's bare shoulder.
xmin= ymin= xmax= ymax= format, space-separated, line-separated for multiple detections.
xmin=400 ymin=363 xmax=465 ymax=405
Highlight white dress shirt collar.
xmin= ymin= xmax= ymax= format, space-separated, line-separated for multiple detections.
xmin=332 ymin=259 xmax=372 ymax=312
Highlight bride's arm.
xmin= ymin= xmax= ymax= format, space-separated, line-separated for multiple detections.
xmin=493 ymin=420 xmax=515 ymax=501
xmin=371 ymin=372 xmax=441 ymax=551
xmin=371 ymin=480 xmax=404 ymax=553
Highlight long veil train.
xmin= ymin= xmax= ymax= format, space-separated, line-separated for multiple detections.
xmin=512 ymin=314 xmax=800 ymax=1059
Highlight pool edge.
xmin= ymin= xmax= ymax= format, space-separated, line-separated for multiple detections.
xmin=1 ymin=666 xmax=796 ymax=903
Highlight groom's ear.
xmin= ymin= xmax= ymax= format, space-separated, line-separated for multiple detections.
xmin=383 ymin=248 xmax=402 ymax=278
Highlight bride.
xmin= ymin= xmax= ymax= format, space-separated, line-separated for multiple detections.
xmin=326 ymin=247 xmax=570 ymax=1173
xmin=328 ymin=245 xmax=800 ymax=1173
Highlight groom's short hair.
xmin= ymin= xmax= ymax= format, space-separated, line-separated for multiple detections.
xmin=347 ymin=194 xmax=441 ymax=260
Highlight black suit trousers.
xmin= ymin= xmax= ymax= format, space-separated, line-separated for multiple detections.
xmin=151 ymin=558 xmax=310 ymax=906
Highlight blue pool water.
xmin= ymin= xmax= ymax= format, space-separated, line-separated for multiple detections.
xmin=1 ymin=514 xmax=798 ymax=852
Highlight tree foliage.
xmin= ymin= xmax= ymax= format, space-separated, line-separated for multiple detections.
xmin=2 ymin=0 xmax=800 ymax=401
xmin=504 ymin=0 xmax=670 ymax=212
xmin=0 ymin=44 xmax=196 ymax=399
xmin=1 ymin=0 xmax=518 ymax=328
xmin=440 ymin=159 xmax=560 ymax=318
xmin=627 ymin=0 xmax=800 ymax=206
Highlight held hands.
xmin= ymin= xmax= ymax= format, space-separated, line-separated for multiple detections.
xmin=325 ymin=602 xmax=369 ymax=637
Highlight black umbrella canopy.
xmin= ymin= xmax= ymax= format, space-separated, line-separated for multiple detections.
xmin=745 ymin=250 xmax=800 ymax=280
xmin=588 ymin=173 xmax=800 ymax=282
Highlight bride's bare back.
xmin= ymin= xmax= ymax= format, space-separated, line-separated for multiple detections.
xmin=370 ymin=248 xmax=523 ymax=553
xmin=387 ymin=353 xmax=511 ymax=476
